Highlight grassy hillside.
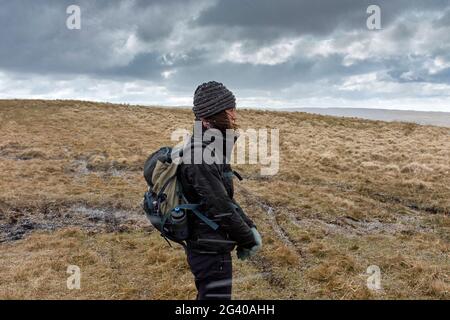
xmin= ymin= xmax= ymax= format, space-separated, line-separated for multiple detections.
xmin=0 ymin=99 xmax=449 ymax=299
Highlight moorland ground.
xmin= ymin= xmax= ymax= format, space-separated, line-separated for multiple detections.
xmin=0 ymin=99 xmax=449 ymax=299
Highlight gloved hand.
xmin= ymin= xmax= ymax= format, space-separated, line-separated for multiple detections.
xmin=237 ymin=227 xmax=262 ymax=260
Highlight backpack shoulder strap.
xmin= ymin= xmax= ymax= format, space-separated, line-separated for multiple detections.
xmin=175 ymin=203 xmax=219 ymax=231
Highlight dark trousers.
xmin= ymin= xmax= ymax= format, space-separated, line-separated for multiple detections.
xmin=186 ymin=250 xmax=233 ymax=300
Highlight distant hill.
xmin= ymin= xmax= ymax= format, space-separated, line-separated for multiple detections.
xmin=281 ymin=107 xmax=450 ymax=127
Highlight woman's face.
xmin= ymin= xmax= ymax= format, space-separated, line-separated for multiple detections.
xmin=225 ymin=108 xmax=237 ymax=128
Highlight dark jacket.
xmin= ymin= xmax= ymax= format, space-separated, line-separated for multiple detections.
xmin=177 ymin=125 xmax=257 ymax=254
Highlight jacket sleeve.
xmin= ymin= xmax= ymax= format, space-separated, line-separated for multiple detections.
xmin=186 ymin=163 xmax=257 ymax=249
xmin=231 ymin=198 xmax=256 ymax=229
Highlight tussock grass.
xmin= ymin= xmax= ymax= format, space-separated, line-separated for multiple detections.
xmin=0 ymin=99 xmax=449 ymax=299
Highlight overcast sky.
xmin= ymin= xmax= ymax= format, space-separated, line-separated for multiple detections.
xmin=1 ymin=0 xmax=450 ymax=111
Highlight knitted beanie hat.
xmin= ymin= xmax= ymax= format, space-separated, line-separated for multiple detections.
xmin=192 ymin=81 xmax=236 ymax=119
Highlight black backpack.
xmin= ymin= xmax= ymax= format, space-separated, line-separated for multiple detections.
xmin=142 ymin=145 xmax=219 ymax=247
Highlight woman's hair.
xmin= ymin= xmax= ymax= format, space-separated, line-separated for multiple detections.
xmin=203 ymin=109 xmax=238 ymax=131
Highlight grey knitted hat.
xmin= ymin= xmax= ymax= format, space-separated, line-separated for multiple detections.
xmin=192 ymin=81 xmax=236 ymax=119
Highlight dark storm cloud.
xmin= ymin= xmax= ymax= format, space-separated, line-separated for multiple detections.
xmin=195 ymin=0 xmax=450 ymax=36
xmin=169 ymin=53 xmax=387 ymax=93
xmin=0 ymin=0 xmax=200 ymax=77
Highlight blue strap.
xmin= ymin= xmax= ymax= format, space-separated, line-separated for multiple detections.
xmin=223 ymin=171 xmax=234 ymax=178
xmin=174 ymin=204 xmax=219 ymax=231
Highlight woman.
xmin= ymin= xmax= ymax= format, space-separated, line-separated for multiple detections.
xmin=177 ymin=81 xmax=262 ymax=300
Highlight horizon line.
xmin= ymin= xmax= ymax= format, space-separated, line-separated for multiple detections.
xmin=1 ymin=98 xmax=449 ymax=114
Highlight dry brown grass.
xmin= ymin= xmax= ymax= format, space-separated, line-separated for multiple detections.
xmin=0 ymin=99 xmax=449 ymax=299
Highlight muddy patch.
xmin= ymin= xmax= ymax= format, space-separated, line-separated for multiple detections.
xmin=236 ymin=185 xmax=434 ymax=238
xmin=285 ymin=212 xmax=434 ymax=236
xmin=0 ymin=203 xmax=152 ymax=243
xmin=67 ymin=159 xmax=91 ymax=175
xmin=66 ymin=154 xmax=141 ymax=178
xmin=0 ymin=143 xmax=47 ymax=161
xmin=251 ymin=255 xmax=288 ymax=290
